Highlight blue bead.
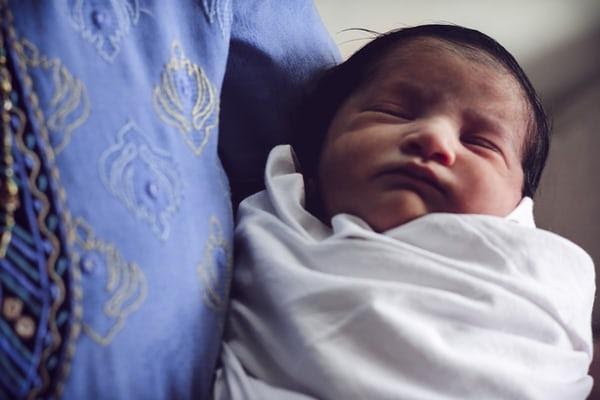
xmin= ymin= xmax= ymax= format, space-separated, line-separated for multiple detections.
xmin=80 ymin=254 xmax=98 ymax=274
xmin=145 ymin=181 xmax=159 ymax=199
xmin=92 ymin=10 xmax=111 ymax=29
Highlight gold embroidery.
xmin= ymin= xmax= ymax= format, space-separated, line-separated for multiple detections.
xmin=153 ymin=41 xmax=218 ymax=156
xmin=198 ymin=216 xmax=232 ymax=312
xmin=5 ymin=6 xmax=82 ymax=397
xmin=98 ymin=120 xmax=183 ymax=241
xmin=67 ymin=0 xmax=141 ymax=63
xmin=20 ymin=39 xmax=90 ymax=154
xmin=201 ymin=0 xmax=231 ymax=37
xmin=72 ymin=217 xmax=148 ymax=346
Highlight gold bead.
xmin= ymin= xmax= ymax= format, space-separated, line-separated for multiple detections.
xmin=0 ymin=79 xmax=11 ymax=92
xmin=2 ymin=297 xmax=23 ymax=320
xmin=15 ymin=316 xmax=35 ymax=339
xmin=3 ymin=166 xmax=13 ymax=178
xmin=3 ymin=215 xmax=14 ymax=226
xmin=6 ymin=179 xmax=17 ymax=196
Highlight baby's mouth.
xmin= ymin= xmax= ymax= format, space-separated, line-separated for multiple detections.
xmin=374 ymin=163 xmax=447 ymax=195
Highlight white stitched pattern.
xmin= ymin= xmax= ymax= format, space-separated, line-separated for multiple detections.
xmin=71 ymin=217 xmax=147 ymax=346
xmin=201 ymin=0 xmax=231 ymax=37
xmin=67 ymin=0 xmax=140 ymax=62
xmin=20 ymin=38 xmax=90 ymax=155
xmin=153 ymin=41 xmax=218 ymax=157
xmin=198 ymin=216 xmax=232 ymax=312
xmin=99 ymin=120 xmax=183 ymax=241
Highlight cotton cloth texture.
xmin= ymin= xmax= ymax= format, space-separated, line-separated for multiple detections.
xmin=1 ymin=2 xmax=339 ymax=399
xmin=215 ymin=145 xmax=595 ymax=400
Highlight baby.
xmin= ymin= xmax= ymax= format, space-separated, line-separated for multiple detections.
xmin=294 ymin=24 xmax=547 ymax=232
xmin=214 ymin=25 xmax=594 ymax=400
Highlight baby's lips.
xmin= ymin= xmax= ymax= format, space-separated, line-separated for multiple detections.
xmin=375 ymin=162 xmax=447 ymax=195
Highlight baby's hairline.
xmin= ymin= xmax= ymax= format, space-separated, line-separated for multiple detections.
xmin=292 ymin=24 xmax=550 ymax=198
xmin=369 ymin=36 xmax=504 ymax=70
xmin=355 ymin=36 xmax=536 ymax=168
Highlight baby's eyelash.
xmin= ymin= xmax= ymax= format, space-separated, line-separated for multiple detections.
xmin=367 ymin=107 xmax=413 ymax=120
xmin=462 ymin=136 xmax=500 ymax=152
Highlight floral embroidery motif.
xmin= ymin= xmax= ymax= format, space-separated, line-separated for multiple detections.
xmin=67 ymin=0 xmax=140 ymax=62
xmin=153 ymin=41 xmax=218 ymax=156
xmin=99 ymin=120 xmax=183 ymax=241
xmin=201 ymin=0 xmax=231 ymax=37
xmin=71 ymin=217 xmax=147 ymax=346
xmin=198 ymin=216 xmax=232 ymax=312
xmin=20 ymin=38 xmax=90 ymax=155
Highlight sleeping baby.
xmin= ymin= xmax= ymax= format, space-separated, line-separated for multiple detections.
xmin=214 ymin=24 xmax=595 ymax=399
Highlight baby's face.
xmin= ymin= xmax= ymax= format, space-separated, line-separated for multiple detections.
xmin=317 ymin=39 xmax=528 ymax=232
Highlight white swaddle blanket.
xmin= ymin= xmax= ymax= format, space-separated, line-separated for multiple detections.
xmin=215 ymin=145 xmax=595 ymax=400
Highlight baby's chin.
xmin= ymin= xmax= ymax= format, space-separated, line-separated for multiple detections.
xmin=362 ymin=193 xmax=523 ymax=232
xmin=361 ymin=190 xmax=432 ymax=232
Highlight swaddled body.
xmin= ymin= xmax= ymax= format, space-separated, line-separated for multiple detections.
xmin=215 ymin=25 xmax=595 ymax=399
xmin=216 ymin=145 xmax=594 ymax=399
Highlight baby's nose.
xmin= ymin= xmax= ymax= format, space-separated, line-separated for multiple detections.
xmin=399 ymin=119 xmax=457 ymax=166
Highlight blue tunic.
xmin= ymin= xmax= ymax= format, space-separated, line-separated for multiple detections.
xmin=0 ymin=1 xmax=339 ymax=398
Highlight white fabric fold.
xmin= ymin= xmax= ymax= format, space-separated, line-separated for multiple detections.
xmin=216 ymin=145 xmax=595 ymax=400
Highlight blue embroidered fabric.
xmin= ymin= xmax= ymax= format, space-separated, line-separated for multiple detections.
xmin=0 ymin=1 xmax=339 ymax=399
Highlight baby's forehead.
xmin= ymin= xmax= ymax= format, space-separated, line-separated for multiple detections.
xmin=361 ymin=37 xmax=531 ymax=155
xmin=366 ymin=38 xmax=524 ymax=108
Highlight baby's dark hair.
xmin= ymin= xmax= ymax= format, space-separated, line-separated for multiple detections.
xmin=292 ymin=24 xmax=550 ymax=198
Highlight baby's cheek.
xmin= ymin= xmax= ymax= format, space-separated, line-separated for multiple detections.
xmin=317 ymin=170 xmax=356 ymax=218
xmin=462 ymin=181 xmax=520 ymax=216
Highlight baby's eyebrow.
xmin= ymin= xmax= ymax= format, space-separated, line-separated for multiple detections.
xmin=377 ymin=81 xmax=520 ymax=152
xmin=462 ymin=109 xmax=510 ymax=139
xmin=385 ymin=81 xmax=429 ymax=103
